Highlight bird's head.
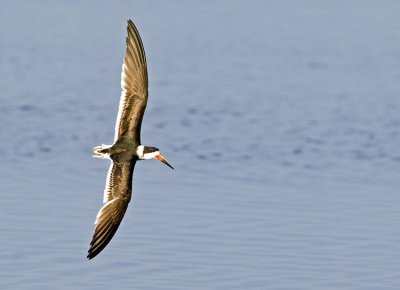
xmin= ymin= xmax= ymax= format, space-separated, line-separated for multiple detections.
xmin=137 ymin=145 xmax=174 ymax=169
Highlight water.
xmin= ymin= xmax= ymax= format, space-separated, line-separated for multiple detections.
xmin=1 ymin=1 xmax=400 ymax=289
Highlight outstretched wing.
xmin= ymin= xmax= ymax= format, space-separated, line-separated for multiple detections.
xmin=114 ymin=19 xmax=148 ymax=144
xmin=87 ymin=161 xmax=136 ymax=259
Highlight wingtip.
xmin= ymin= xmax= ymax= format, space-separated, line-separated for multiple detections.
xmin=87 ymin=243 xmax=97 ymax=260
xmin=87 ymin=244 xmax=101 ymax=260
xmin=87 ymin=252 xmax=95 ymax=260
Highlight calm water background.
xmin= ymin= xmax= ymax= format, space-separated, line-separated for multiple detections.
xmin=1 ymin=1 xmax=400 ymax=289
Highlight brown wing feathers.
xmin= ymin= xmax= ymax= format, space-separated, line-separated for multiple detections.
xmin=87 ymin=162 xmax=134 ymax=259
xmin=88 ymin=20 xmax=148 ymax=259
xmin=87 ymin=198 xmax=129 ymax=259
xmin=115 ymin=20 xmax=148 ymax=143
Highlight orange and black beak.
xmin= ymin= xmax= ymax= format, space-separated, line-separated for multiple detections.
xmin=156 ymin=154 xmax=174 ymax=170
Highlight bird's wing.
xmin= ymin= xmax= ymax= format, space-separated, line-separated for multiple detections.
xmin=87 ymin=161 xmax=136 ymax=259
xmin=114 ymin=19 xmax=148 ymax=144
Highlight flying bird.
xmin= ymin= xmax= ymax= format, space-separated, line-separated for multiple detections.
xmin=87 ymin=19 xmax=174 ymax=260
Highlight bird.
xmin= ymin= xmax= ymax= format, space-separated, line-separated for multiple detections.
xmin=87 ymin=19 xmax=174 ymax=260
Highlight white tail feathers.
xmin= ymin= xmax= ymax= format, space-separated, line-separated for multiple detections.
xmin=92 ymin=144 xmax=112 ymax=159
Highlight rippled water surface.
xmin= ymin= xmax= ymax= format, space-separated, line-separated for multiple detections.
xmin=1 ymin=1 xmax=400 ymax=289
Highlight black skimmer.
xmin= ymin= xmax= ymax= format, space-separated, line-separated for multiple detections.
xmin=87 ymin=20 xmax=174 ymax=260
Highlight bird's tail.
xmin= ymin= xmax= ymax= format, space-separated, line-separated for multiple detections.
xmin=92 ymin=144 xmax=112 ymax=159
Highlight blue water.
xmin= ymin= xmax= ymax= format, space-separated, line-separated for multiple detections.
xmin=1 ymin=1 xmax=400 ymax=289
